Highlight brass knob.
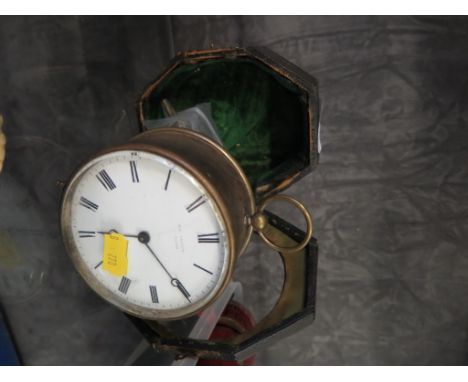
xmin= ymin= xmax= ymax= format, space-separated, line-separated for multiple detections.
xmin=253 ymin=194 xmax=313 ymax=253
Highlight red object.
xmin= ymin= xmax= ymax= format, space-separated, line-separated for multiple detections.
xmin=197 ymin=301 xmax=256 ymax=366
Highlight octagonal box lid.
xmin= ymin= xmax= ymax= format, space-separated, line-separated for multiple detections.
xmin=138 ymin=47 xmax=320 ymax=199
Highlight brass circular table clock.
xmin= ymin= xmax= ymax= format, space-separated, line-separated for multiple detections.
xmin=61 ymin=127 xmax=312 ymax=321
xmin=60 ymin=46 xmax=320 ymax=361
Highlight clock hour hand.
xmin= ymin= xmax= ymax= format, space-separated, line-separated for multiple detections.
xmin=137 ymin=231 xmax=191 ymax=302
xmin=97 ymin=230 xmax=139 ymax=238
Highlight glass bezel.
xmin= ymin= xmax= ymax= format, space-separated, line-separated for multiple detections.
xmin=61 ymin=147 xmax=234 ymax=321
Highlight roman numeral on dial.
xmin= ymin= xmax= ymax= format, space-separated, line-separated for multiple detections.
xmin=96 ymin=169 xmax=116 ymax=191
xmin=79 ymin=230 xmax=96 ymax=238
xmin=197 ymin=233 xmax=220 ymax=243
xmin=149 ymin=285 xmax=159 ymax=303
xmin=118 ymin=276 xmax=131 ymax=294
xmin=193 ymin=263 xmax=213 ymax=275
xmin=130 ymin=161 xmax=139 ymax=183
xmin=164 ymin=169 xmax=172 ymax=191
xmin=79 ymin=197 xmax=99 ymax=212
xmin=186 ymin=195 xmax=207 ymax=213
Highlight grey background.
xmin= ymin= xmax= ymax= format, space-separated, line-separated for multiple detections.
xmin=1 ymin=16 xmax=468 ymax=365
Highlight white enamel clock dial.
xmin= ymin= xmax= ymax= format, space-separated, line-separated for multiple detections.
xmin=62 ymin=150 xmax=230 ymax=319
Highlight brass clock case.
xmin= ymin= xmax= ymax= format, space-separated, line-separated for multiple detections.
xmin=61 ymin=128 xmax=256 ymax=321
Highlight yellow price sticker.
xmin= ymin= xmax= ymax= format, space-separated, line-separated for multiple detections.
xmin=102 ymin=232 xmax=128 ymax=276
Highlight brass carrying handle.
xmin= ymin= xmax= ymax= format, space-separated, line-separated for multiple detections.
xmin=251 ymin=194 xmax=313 ymax=252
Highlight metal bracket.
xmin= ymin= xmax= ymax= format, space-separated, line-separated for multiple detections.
xmin=126 ymin=210 xmax=318 ymax=362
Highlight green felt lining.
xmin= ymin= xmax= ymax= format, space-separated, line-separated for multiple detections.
xmin=142 ymin=58 xmax=309 ymax=191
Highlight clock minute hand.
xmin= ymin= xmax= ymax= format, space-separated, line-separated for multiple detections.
xmin=138 ymin=232 xmax=191 ymax=303
xmin=97 ymin=230 xmax=190 ymax=300
xmin=171 ymin=278 xmax=191 ymax=301
xmin=142 ymin=242 xmax=173 ymax=280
